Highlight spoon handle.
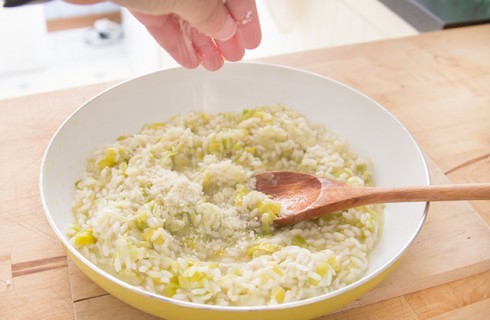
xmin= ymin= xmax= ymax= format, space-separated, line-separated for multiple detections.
xmin=298 ymin=183 xmax=490 ymax=226
xmin=338 ymin=183 xmax=490 ymax=206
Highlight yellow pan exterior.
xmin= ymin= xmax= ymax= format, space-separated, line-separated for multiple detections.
xmin=69 ymin=249 xmax=401 ymax=320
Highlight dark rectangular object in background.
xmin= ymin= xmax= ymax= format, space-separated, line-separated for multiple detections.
xmin=379 ymin=0 xmax=490 ymax=32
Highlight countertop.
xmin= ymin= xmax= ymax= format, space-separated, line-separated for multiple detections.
xmin=1 ymin=24 xmax=489 ymax=319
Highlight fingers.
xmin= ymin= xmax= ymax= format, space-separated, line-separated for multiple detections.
xmin=131 ymin=11 xmax=200 ymax=69
xmin=214 ymin=0 xmax=262 ymax=63
xmin=215 ymin=34 xmax=245 ymax=62
xmin=171 ymin=0 xmax=237 ymax=41
xmin=111 ymin=0 xmax=238 ymax=42
xmin=67 ymin=0 xmax=261 ymax=47
xmin=225 ymin=0 xmax=261 ymax=49
xmin=66 ymin=0 xmax=262 ymax=70
xmin=189 ymin=29 xmax=224 ymax=71
xmin=132 ymin=11 xmax=225 ymax=71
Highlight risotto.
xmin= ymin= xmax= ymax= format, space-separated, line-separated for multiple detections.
xmin=69 ymin=105 xmax=383 ymax=306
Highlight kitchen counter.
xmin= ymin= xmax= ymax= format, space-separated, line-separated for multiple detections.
xmin=0 ymin=24 xmax=489 ymax=319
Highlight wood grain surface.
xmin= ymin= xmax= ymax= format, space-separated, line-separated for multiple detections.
xmin=0 ymin=25 xmax=489 ymax=320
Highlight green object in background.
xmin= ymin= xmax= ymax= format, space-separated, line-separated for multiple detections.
xmin=380 ymin=0 xmax=490 ymax=31
xmin=415 ymin=0 xmax=490 ymax=25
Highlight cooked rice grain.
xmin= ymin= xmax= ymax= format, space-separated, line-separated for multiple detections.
xmin=69 ymin=105 xmax=383 ymax=306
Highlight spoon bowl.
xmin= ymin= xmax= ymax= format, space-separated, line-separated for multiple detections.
xmin=255 ymin=171 xmax=490 ymax=226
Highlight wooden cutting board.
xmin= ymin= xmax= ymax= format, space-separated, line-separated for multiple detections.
xmin=69 ymin=156 xmax=490 ymax=319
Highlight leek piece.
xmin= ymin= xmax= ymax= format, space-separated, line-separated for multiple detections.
xmin=202 ymin=173 xmax=211 ymax=191
xmin=327 ymin=256 xmax=340 ymax=272
xmin=261 ymin=213 xmax=273 ymax=234
xmin=145 ymin=122 xmax=165 ymax=130
xmin=208 ymin=141 xmax=222 ymax=155
xmin=200 ymin=113 xmax=211 ymax=123
xmin=291 ymin=235 xmax=307 ymax=247
xmin=183 ymin=237 xmax=195 ymax=249
xmin=97 ymin=148 xmax=117 ymax=170
xmin=116 ymin=135 xmax=127 ymax=141
xmin=247 ymin=243 xmax=277 ymax=258
xmin=272 ymin=265 xmax=283 ymax=276
xmin=315 ymin=262 xmax=330 ymax=277
xmin=142 ymin=228 xmax=164 ymax=245
xmin=173 ymin=141 xmax=184 ymax=153
xmin=67 ymin=224 xmax=81 ymax=237
xmin=74 ymin=228 xmax=96 ymax=247
xmin=163 ymin=277 xmax=179 ymax=297
xmin=222 ymin=136 xmax=234 ymax=152
xmin=273 ymin=287 xmax=285 ymax=303
xmin=258 ymin=201 xmax=281 ymax=217
xmin=241 ymin=109 xmax=253 ymax=120
xmin=136 ymin=211 xmax=148 ymax=230
xmin=178 ymin=276 xmax=191 ymax=289
xmin=232 ymin=142 xmax=244 ymax=152
xmin=233 ymin=184 xmax=248 ymax=205
xmin=74 ymin=179 xmax=81 ymax=188
xmin=244 ymin=146 xmax=255 ymax=155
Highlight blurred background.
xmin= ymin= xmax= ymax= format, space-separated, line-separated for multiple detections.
xmin=0 ymin=0 xmax=488 ymax=100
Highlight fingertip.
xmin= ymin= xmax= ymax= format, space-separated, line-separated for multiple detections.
xmin=174 ymin=45 xmax=201 ymax=69
xmin=180 ymin=57 xmax=201 ymax=70
xmin=200 ymin=48 xmax=225 ymax=70
xmin=189 ymin=28 xmax=225 ymax=71
xmin=216 ymin=34 xmax=245 ymax=62
xmin=243 ymin=30 xmax=261 ymax=50
xmin=224 ymin=0 xmax=261 ymax=49
xmin=238 ymin=9 xmax=261 ymax=49
xmin=201 ymin=59 xmax=224 ymax=71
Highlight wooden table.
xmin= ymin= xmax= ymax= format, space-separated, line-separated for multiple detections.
xmin=1 ymin=25 xmax=489 ymax=320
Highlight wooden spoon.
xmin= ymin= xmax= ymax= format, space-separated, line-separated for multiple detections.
xmin=254 ymin=171 xmax=490 ymax=227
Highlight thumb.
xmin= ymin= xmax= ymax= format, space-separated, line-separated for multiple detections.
xmin=111 ymin=0 xmax=237 ymax=41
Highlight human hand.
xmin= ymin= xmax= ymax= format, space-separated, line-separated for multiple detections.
xmin=66 ymin=0 xmax=261 ymax=71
